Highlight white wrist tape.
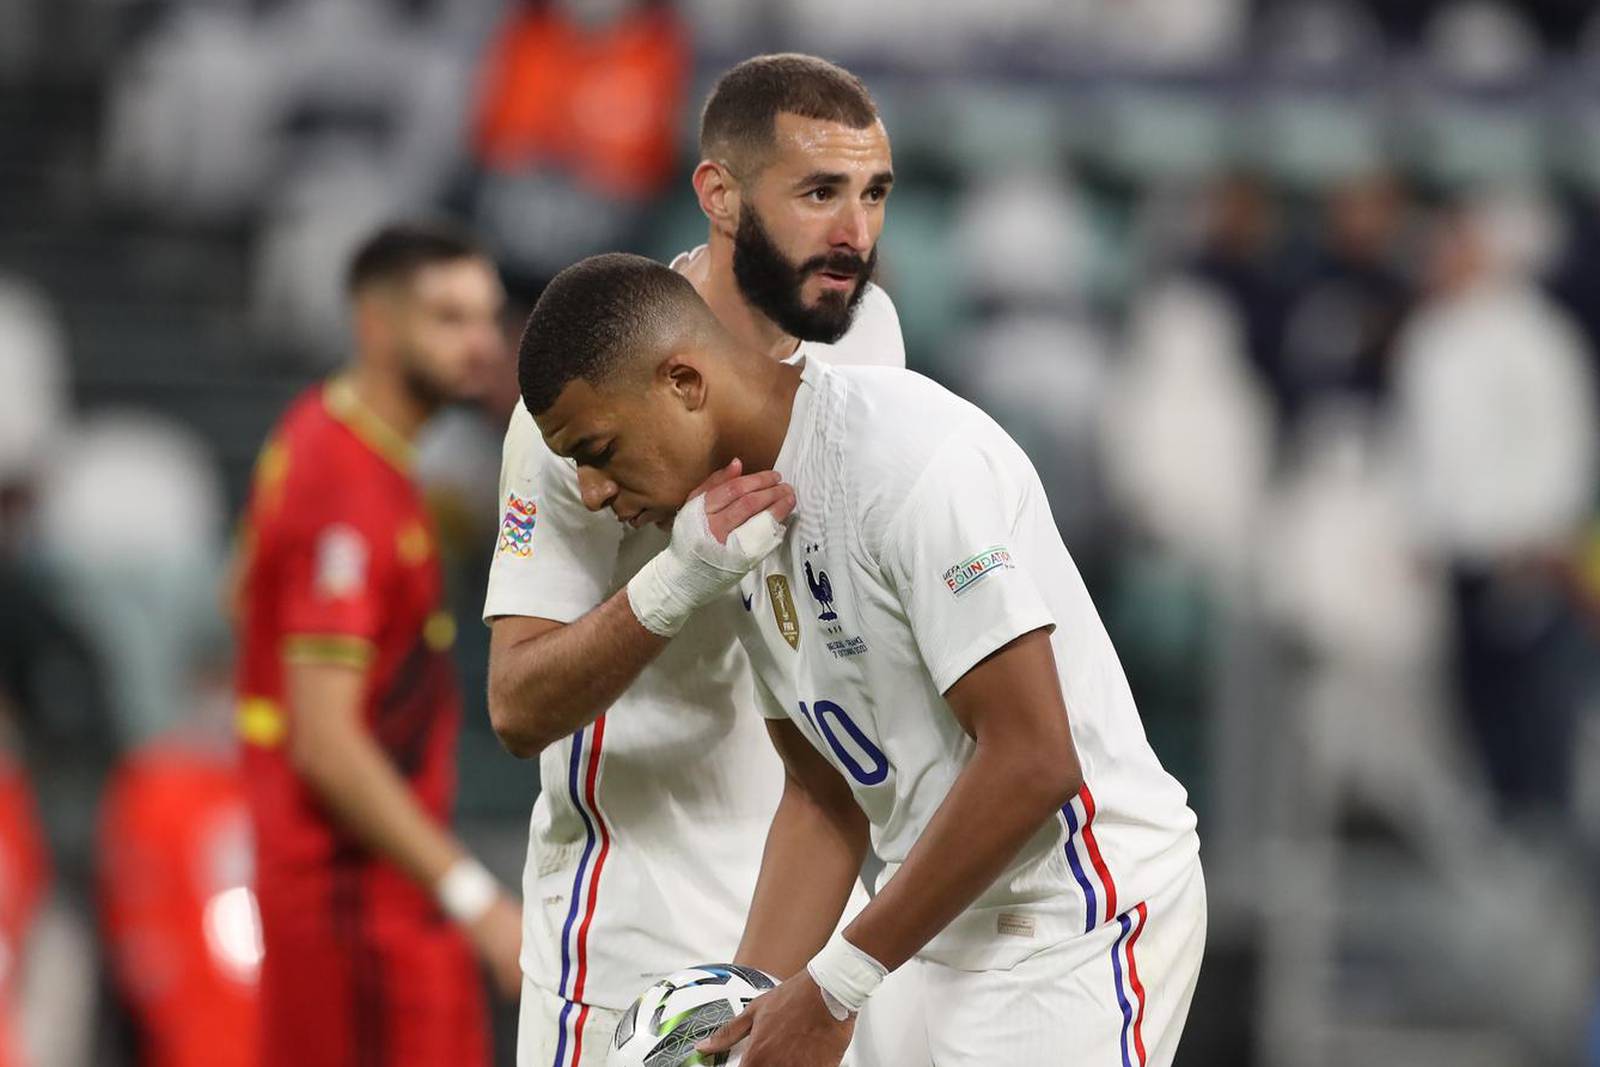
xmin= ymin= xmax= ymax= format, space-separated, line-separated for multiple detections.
xmin=626 ymin=493 xmax=788 ymax=637
xmin=436 ymin=858 xmax=498 ymax=925
xmin=729 ymin=509 xmax=786 ymax=558
xmin=806 ymin=933 xmax=887 ymax=1020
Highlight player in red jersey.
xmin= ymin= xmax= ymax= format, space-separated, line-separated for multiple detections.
xmin=233 ymin=223 xmax=521 ymax=1067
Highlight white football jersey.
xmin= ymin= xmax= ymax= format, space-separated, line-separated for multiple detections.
xmin=736 ymin=358 xmax=1200 ymax=971
xmin=483 ymin=271 xmax=905 ymax=1009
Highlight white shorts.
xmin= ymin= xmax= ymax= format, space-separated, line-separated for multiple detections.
xmin=847 ymin=959 xmax=929 ymax=1067
xmin=916 ymin=856 xmax=1206 ymax=1067
xmin=518 ymin=977 xmax=622 ymax=1067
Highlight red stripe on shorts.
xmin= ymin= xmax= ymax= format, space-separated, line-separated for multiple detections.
xmin=570 ymin=715 xmax=612 ymax=1006
xmin=1126 ymin=902 xmax=1150 ymax=1065
xmin=1080 ymin=786 xmax=1119 ymax=922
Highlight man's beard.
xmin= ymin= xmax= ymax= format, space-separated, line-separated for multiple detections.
xmin=732 ymin=207 xmax=876 ymax=344
xmin=399 ymin=350 xmax=456 ymax=414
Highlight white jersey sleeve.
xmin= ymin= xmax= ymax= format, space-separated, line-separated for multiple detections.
xmin=879 ymin=434 xmax=1058 ymax=694
xmin=482 ymin=401 xmax=624 ymax=623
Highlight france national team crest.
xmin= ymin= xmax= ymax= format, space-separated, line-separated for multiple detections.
xmin=804 ymin=560 xmax=837 ymax=622
xmin=804 ymin=543 xmax=867 ymax=659
xmin=498 ymin=492 xmax=537 ymax=557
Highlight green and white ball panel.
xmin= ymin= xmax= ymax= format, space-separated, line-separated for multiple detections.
xmin=608 ymin=964 xmax=779 ymax=1067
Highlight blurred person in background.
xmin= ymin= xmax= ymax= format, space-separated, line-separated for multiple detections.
xmin=1185 ymin=172 xmax=1297 ymax=428
xmin=231 ymin=222 xmax=521 ymax=1067
xmin=1278 ymin=172 xmax=1413 ymax=422
xmin=37 ymin=409 xmax=247 ymax=1067
xmin=467 ymin=0 xmax=690 ymax=296
xmin=483 ymin=54 xmax=921 ymax=1067
xmin=0 ymin=278 xmax=112 ymax=891
xmin=1545 ymin=191 xmax=1600 ymax=411
xmin=0 ymin=741 xmax=49 ymax=1067
xmin=98 ymin=638 xmax=260 ymax=1067
xmin=0 ymin=276 xmax=126 ymax=1067
xmin=1394 ymin=191 xmax=1599 ymax=824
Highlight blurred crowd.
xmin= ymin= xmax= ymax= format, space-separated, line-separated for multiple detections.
xmin=5 ymin=0 xmax=1600 ymax=1064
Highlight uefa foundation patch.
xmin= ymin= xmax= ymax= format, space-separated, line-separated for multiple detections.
xmin=498 ymin=492 xmax=537 ymax=557
xmin=943 ymin=545 xmax=1014 ymax=596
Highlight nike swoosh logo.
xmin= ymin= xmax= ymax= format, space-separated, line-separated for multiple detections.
xmin=741 ymin=592 xmax=753 ymax=611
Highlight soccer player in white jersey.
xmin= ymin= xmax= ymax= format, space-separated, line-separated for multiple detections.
xmin=514 ymin=253 xmax=1207 ymax=1067
xmin=483 ymin=56 xmax=921 ymax=1067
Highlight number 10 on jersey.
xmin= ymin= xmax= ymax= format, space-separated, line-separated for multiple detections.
xmin=798 ymin=700 xmax=889 ymax=786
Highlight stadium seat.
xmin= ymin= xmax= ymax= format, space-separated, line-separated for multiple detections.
xmin=250 ymin=150 xmax=413 ymax=362
xmin=0 ymin=277 xmax=68 ymax=489
xmin=34 ymin=413 xmax=228 ymax=743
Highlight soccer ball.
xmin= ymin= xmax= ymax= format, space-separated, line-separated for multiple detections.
xmin=607 ymin=963 xmax=779 ymax=1067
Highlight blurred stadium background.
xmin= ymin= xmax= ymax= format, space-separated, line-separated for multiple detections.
xmin=4 ymin=0 xmax=1600 ymax=1064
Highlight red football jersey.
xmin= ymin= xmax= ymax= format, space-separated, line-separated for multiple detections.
xmin=234 ymin=379 xmax=462 ymax=929
xmin=99 ymin=740 xmax=258 ymax=1067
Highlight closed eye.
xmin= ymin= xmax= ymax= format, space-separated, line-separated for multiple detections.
xmin=574 ymin=442 xmax=616 ymax=468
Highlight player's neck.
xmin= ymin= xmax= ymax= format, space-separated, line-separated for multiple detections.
xmin=693 ymin=233 xmax=801 ymax=363
xmin=343 ymin=362 xmax=430 ymax=444
xmin=719 ymin=355 xmax=802 ymax=475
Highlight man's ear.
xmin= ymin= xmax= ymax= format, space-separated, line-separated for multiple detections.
xmin=659 ymin=353 xmax=707 ymax=412
xmin=692 ymin=160 xmax=740 ymax=239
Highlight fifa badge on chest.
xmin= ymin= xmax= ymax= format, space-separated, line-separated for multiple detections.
xmin=767 ymin=574 xmax=801 ymax=650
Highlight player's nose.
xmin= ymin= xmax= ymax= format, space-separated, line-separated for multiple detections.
xmin=830 ymin=200 xmax=871 ymax=252
xmin=576 ymin=467 xmax=618 ymax=512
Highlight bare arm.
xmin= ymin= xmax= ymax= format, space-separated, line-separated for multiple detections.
xmin=286 ymin=660 xmax=522 ymax=995
xmin=736 ymin=720 xmax=869 ymax=978
xmin=843 ymin=628 xmax=1082 ymax=972
xmin=486 ymin=460 xmax=796 ymax=758
xmin=289 ymin=661 xmax=467 ymax=884
xmin=698 ymin=635 xmax=1075 ymax=1067
xmin=486 ymin=594 xmax=668 ymax=758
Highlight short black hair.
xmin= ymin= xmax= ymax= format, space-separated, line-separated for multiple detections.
xmin=346 ymin=220 xmax=485 ymax=296
xmin=699 ymin=54 xmax=878 ymax=177
xmin=517 ymin=253 xmax=714 ymax=415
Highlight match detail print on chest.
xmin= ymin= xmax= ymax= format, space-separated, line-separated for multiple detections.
xmin=801 ymin=539 xmax=869 ymax=662
xmin=756 ymin=500 xmax=872 ymax=670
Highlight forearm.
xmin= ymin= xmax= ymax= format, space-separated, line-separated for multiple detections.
xmin=844 ymin=741 xmax=1080 ymax=972
xmin=297 ymin=723 xmax=467 ymax=890
xmin=487 ymin=588 xmax=668 ymax=757
xmin=736 ymin=777 xmax=868 ymax=978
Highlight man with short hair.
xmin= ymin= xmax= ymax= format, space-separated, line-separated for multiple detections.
xmin=484 ymin=54 xmax=920 ymax=1067
xmin=516 ymin=251 xmax=1205 ymax=1067
xmin=236 ymin=222 xmax=522 ymax=1067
